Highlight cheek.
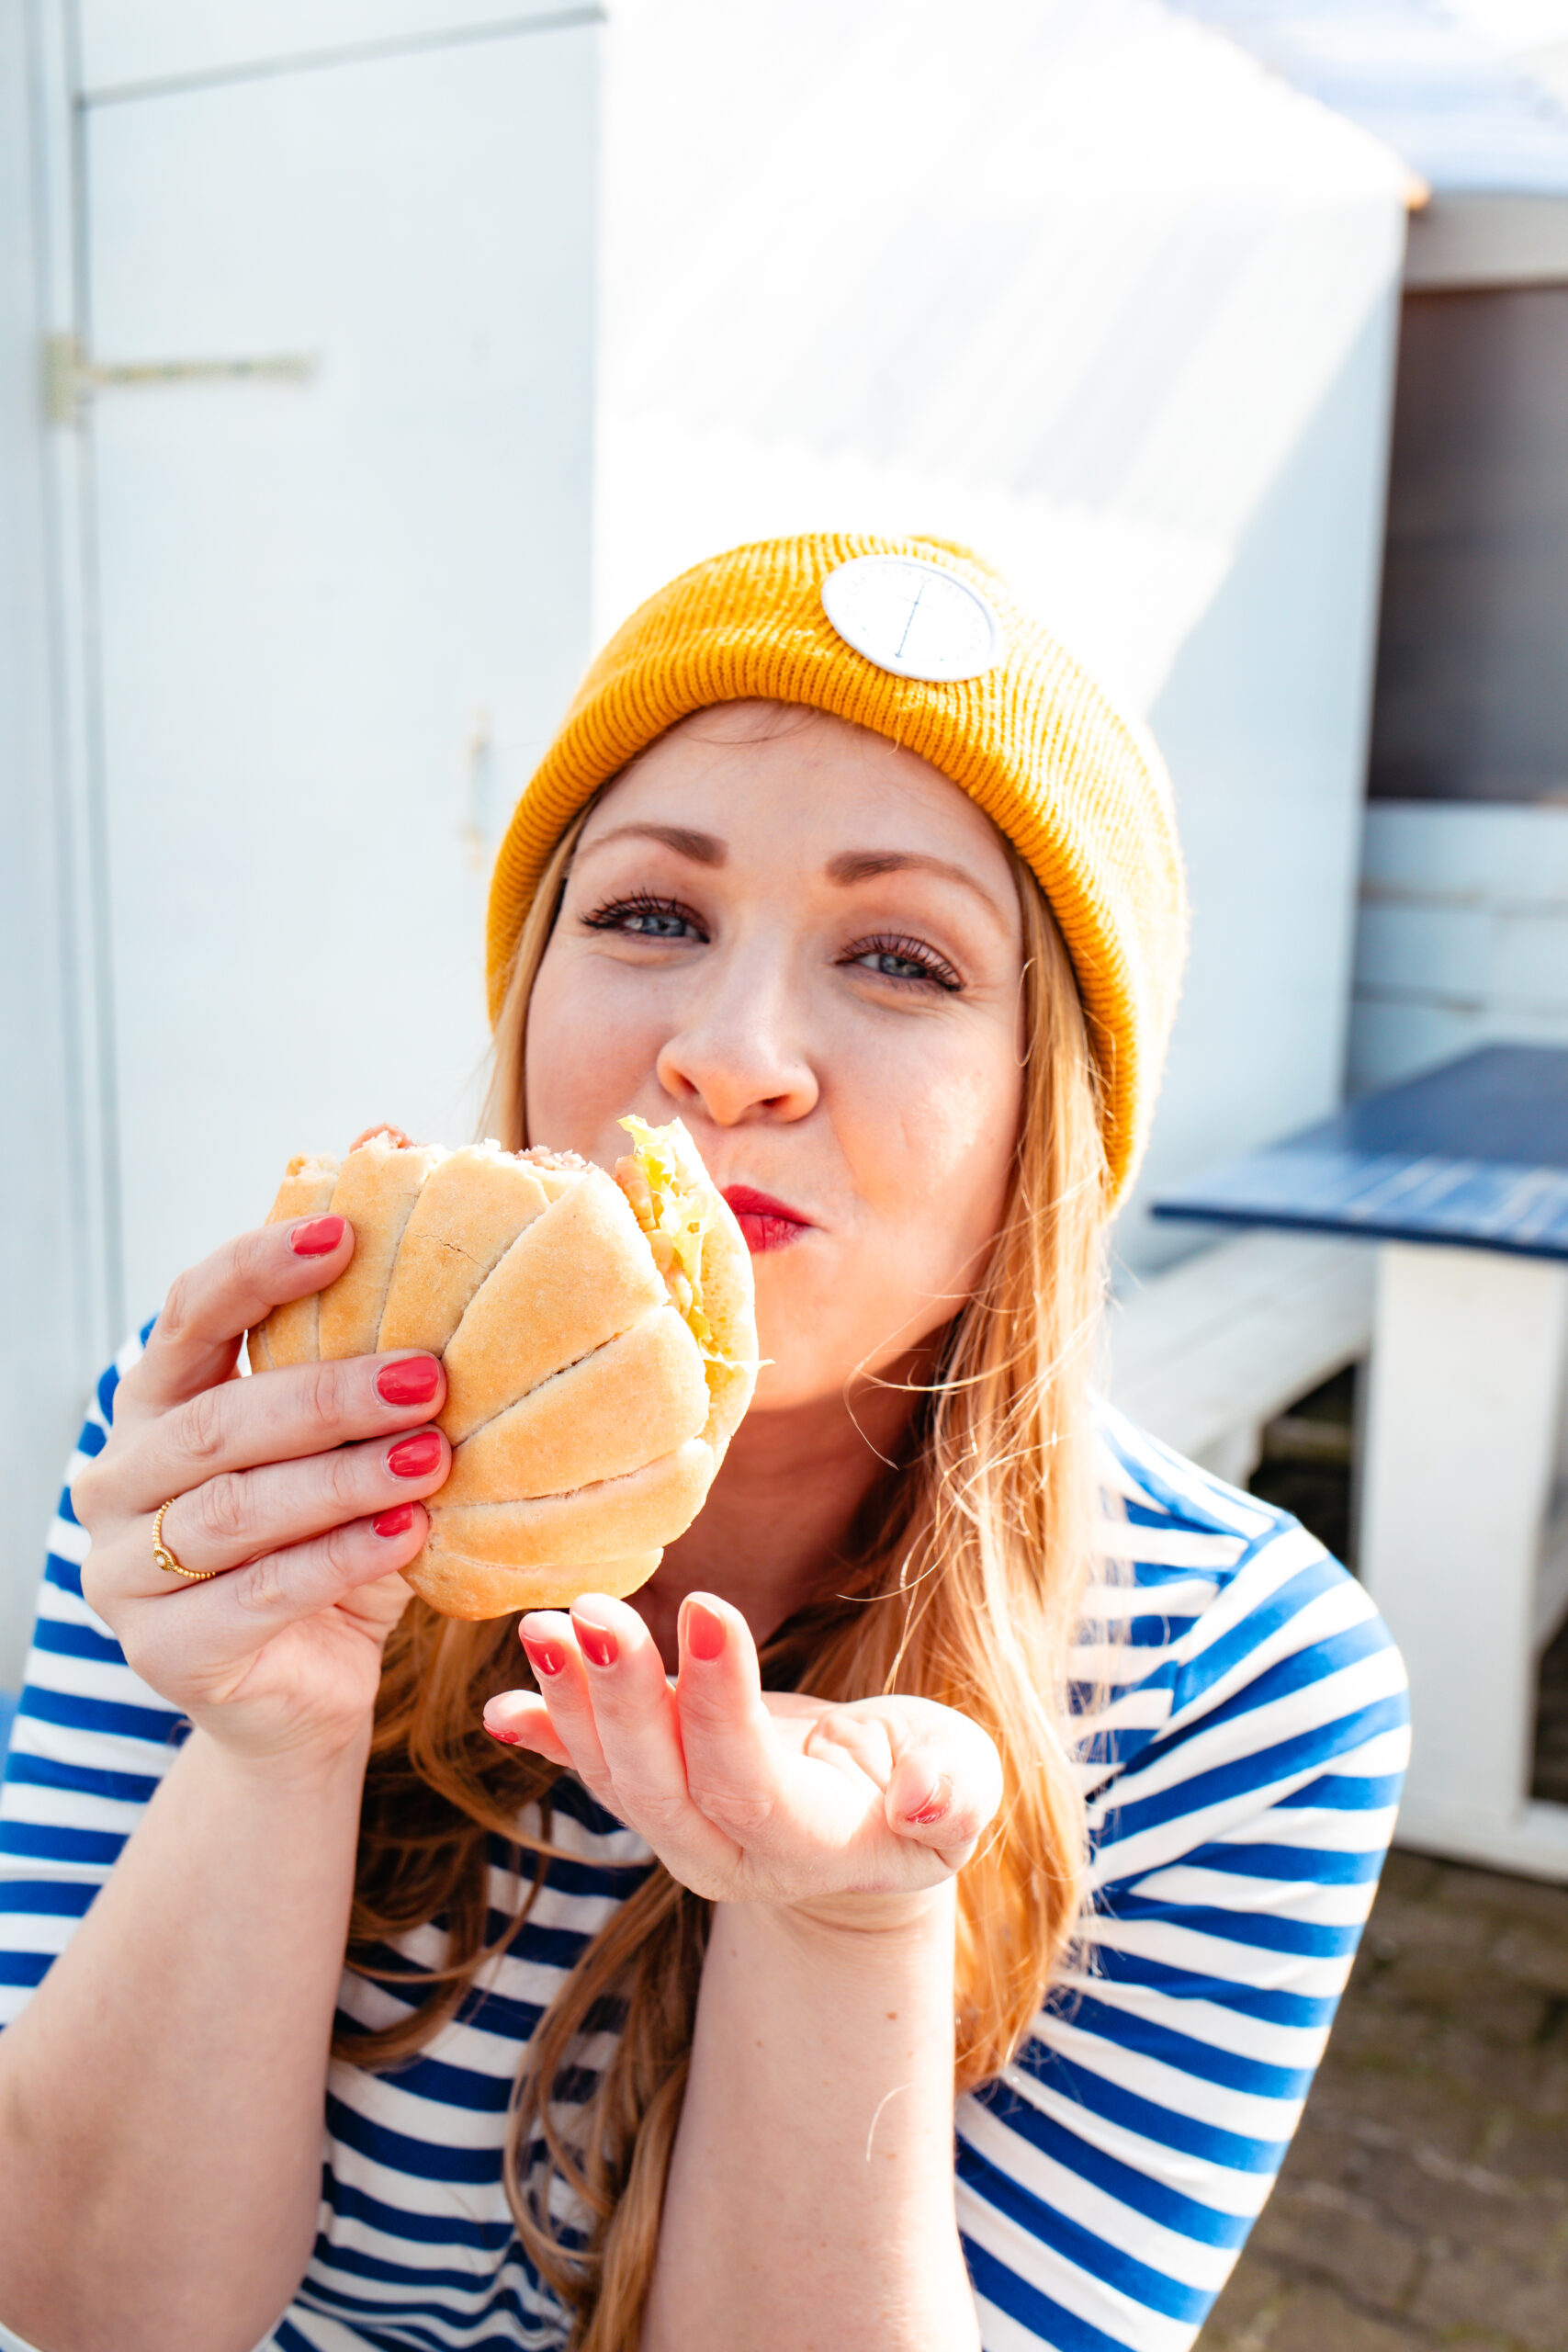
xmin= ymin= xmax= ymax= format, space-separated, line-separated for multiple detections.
xmin=523 ymin=946 xmax=660 ymax=1146
xmin=850 ymin=1023 xmax=1023 ymax=1263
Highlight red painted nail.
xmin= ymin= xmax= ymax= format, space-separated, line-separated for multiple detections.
xmin=486 ymin=1724 xmax=523 ymax=1745
xmin=573 ymin=1614 xmax=617 ymax=1669
xmin=906 ymin=1775 xmax=952 ymax=1826
xmin=372 ymin=1504 xmax=415 ymax=1539
xmin=521 ymin=1635 xmax=564 ymax=1679
xmin=387 ymin=1430 xmax=443 ymax=1478
xmin=376 ymin=1356 xmax=440 ymax=1407
xmin=683 ymin=1598 xmax=726 ymax=1662
xmin=290 ymin=1215 xmax=345 ymax=1257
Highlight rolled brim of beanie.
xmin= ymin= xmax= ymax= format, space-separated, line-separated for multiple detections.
xmin=485 ymin=533 xmax=1187 ymax=1201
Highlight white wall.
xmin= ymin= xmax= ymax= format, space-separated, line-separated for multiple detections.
xmin=75 ymin=0 xmax=598 ymax=91
xmin=2 ymin=1 xmax=600 ymax=1683
xmin=85 ymin=22 xmax=600 ymax=1323
xmin=592 ymin=0 xmax=1408 ymax=1273
xmin=0 ymin=3 xmax=120 ymax=1690
xmin=1125 ymin=290 xmax=1403 ymax=1267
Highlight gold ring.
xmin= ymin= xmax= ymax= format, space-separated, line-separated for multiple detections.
xmin=152 ymin=1498 xmax=219 ymax=1582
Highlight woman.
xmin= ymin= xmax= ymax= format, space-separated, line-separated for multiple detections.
xmin=0 ymin=535 xmax=1407 ymax=2352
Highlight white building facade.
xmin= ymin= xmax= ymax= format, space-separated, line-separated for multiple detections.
xmin=2 ymin=0 xmax=1413 ymax=1680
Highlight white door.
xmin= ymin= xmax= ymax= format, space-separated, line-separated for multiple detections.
xmin=77 ymin=1 xmax=599 ymax=1325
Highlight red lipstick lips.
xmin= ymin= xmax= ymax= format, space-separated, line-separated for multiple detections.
xmin=721 ymin=1185 xmax=811 ymax=1255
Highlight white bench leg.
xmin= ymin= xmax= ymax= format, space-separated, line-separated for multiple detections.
xmin=1359 ymin=1240 xmax=1568 ymax=1880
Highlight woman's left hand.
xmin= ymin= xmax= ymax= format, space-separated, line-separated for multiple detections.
xmin=482 ymin=1592 xmax=1002 ymax=1913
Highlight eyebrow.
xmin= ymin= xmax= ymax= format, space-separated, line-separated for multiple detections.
xmin=825 ymin=848 xmax=1008 ymax=922
xmin=576 ymin=822 xmax=727 ymax=865
xmin=577 ymin=825 xmax=1008 ymax=923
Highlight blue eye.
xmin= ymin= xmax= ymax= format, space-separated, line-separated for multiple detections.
xmin=581 ymin=893 xmax=704 ymax=942
xmin=623 ymin=909 xmax=690 ymax=938
xmin=845 ymin=935 xmax=962 ymax=991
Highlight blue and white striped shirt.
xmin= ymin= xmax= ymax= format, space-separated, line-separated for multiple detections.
xmin=0 ymin=1325 xmax=1409 ymax=2351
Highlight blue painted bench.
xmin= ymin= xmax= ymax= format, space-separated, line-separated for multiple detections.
xmin=1156 ymin=1043 xmax=1568 ymax=1882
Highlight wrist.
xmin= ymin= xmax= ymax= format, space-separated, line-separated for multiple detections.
xmin=183 ymin=1718 xmax=373 ymax=1807
xmin=739 ymin=1876 xmax=957 ymax=1952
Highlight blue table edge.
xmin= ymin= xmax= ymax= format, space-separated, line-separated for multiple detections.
xmin=1150 ymin=1200 xmax=1568 ymax=1263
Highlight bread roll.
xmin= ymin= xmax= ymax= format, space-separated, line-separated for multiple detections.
xmin=247 ymin=1119 xmax=758 ymax=1618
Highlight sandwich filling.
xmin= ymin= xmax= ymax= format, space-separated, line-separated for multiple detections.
xmin=615 ymin=1114 xmax=725 ymax=1363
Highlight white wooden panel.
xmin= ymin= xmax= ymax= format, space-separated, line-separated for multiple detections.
xmin=1109 ymin=1230 xmax=1374 ymax=1466
xmin=1355 ymin=901 xmax=1491 ymax=998
xmin=1361 ymin=1241 xmax=1568 ymax=1877
xmin=79 ymin=0 xmax=591 ymax=97
xmin=86 ymin=26 xmax=597 ymax=1324
xmin=1348 ymin=804 xmax=1568 ymax=1094
xmin=1359 ymin=799 xmax=1568 ymax=899
xmin=1494 ymin=905 xmax=1568 ymax=1003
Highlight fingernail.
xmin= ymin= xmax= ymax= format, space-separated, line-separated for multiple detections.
xmin=572 ymin=1612 xmax=617 ymax=1669
xmin=290 ymin=1215 xmax=345 ymax=1257
xmin=372 ymin=1504 xmax=415 ymax=1539
xmin=683 ymin=1597 xmax=726 ymax=1662
xmin=376 ymin=1356 xmax=440 ymax=1407
xmin=387 ymin=1430 xmax=443 ymax=1478
xmin=907 ymin=1775 xmax=952 ymax=1826
xmin=521 ymin=1634 xmax=564 ymax=1679
xmin=486 ymin=1723 xmax=523 ymax=1745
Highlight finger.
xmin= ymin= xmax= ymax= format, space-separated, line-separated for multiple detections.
xmin=502 ymin=1611 xmax=615 ymax=1799
xmin=483 ymin=1693 xmax=571 ymax=1766
xmin=885 ymin=1735 xmax=1002 ymax=1860
xmin=566 ymin=1597 xmax=736 ymax=1870
xmin=127 ymin=1502 xmax=431 ymax=1668
xmin=673 ymin=1594 xmax=791 ymax=1848
xmin=115 ymin=1351 xmax=447 ymax=1518
xmin=118 ymin=1217 xmax=357 ymax=1424
xmin=211 ymin=1504 xmax=430 ymax=1647
xmin=129 ymin=1423 xmax=451 ymax=1591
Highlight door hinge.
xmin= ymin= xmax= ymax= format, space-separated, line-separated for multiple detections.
xmin=44 ymin=333 xmax=317 ymax=425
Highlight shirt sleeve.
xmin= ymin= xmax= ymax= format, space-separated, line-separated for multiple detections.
xmin=954 ymin=1518 xmax=1411 ymax=2352
xmin=0 ymin=1321 xmax=187 ymax=2028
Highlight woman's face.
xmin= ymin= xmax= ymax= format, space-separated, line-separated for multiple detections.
xmin=525 ymin=702 xmax=1026 ymax=1411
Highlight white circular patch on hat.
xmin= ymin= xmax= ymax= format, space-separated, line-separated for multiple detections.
xmin=820 ymin=555 xmax=1003 ymax=684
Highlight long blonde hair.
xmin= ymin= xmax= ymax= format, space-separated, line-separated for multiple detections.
xmin=333 ymin=785 xmax=1112 ymax=2349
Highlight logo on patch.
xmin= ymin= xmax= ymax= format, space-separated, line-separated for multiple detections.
xmin=820 ymin=555 xmax=1003 ymax=684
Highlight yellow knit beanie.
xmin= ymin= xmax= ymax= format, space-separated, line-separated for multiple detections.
xmin=486 ymin=531 xmax=1187 ymax=1199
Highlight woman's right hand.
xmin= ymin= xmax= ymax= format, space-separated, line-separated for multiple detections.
xmin=73 ymin=1212 xmax=452 ymax=1773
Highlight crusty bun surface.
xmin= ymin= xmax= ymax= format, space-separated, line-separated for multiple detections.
xmin=249 ymin=1120 xmax=758 ymax=1619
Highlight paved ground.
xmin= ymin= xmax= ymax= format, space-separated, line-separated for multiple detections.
xmin=1203 ymin=1383 xmax=1568 ymax=2342
xmin=1198 ymin=1380 xmax=1568 ymax=2350
xmin=1199 ymin=1850 xmax=1568 ymax=2350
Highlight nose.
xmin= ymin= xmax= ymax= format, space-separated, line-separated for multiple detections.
xmin=654 ymin=949 xmax=819 ymax=1128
